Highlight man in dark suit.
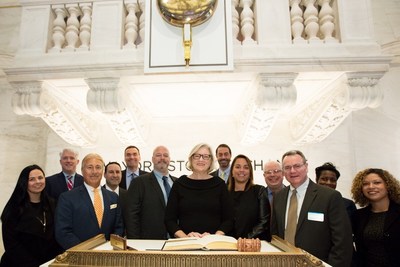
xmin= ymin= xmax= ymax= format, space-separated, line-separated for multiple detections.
xmin=263 ymin=160 xmax=285 ymax=205
xmin=271 ymin=150 xmax=353 ymax=267
xmin=209 ymin=144 xmax=231 ymax=183
xmin=46 ymin=148 xmax=84 ymax=200
xmin=119 ymin=145 xmax=149 ymax=189
xmin=55 ymin=153 xmax=124 ymax=250
xmin=102 ymin=161 xmax=128 ymax=227
xmin=125 ymin=146 xmax=177 ymax=239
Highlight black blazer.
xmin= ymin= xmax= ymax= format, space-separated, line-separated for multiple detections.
xmin=352 ymin=201 xmax=400 ymax=267
xmin=119 ymin=169 xmax=149 ymax=189
xmin=271 ymin=180 xmax=353 ymax=266
xmin=46 ymin=172 xmax=84 ymax=200
xmin=209 ymin=170 xmax=219 ymax=177
xmin=0 ymin=196 xmax=63 ymax=267
xmin=125 ymin=172 xmax=177 ymax=239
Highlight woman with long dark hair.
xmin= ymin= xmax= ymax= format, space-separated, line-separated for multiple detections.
xmin=1 ymin=165 xmax=63 ymax=267
xmin=227 ymin=154 xmax=271 ymax=241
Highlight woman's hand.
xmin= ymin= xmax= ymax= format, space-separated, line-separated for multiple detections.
xmin=215 ymin=230 xmax=225 ymax=235
xmin=187 ymin=232 xmax=203 ymax=238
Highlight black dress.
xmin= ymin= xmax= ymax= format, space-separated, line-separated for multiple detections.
xmin=352 ymin=201 xmax=400 ymax=267
xmin=1 ymin=197 xmax=63 ymax=267
xmin=165 ymin=175 xmax=234 ymax=236
xmin=230 ymin=185 xmax=271 ymax=241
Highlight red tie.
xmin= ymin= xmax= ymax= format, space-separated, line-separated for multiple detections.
xmin=67 ymin=176 xmax=73 ymax=190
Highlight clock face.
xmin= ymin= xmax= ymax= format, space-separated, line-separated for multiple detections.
xmin=157 ymin=0 xmax=218 ymax=27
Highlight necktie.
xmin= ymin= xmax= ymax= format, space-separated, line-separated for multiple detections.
xmin=93 ymin=188 xmax=103 ymax=227
xmin=285 ymin=189 xmax=297 ymax=245
xmin=67 ymin=176 xmax=73 ymax=190
xmin=220 ymin=171 xmax=225 ymax=180
xmin=162 ymin=176 xmax=171 ymax=200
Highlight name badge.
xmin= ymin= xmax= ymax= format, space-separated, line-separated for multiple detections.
xmin=110 ymin=204 xmax=118 ymax=209
xmin=307 ymin=212 xmax=324 ymax=222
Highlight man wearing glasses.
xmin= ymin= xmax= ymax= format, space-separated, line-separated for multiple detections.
xmin=263 ymin=160 xmax=285 ymax=205
xmin=271 ymin=150 xmax=353 ymax=267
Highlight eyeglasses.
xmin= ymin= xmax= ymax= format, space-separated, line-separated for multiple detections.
xmin=264 ymin=169 xmax=282 ymax=175
xmin=283 ymin=163 xmax=305 ymax=172
xmin=192 ymin=154 xmax=211 ymax=160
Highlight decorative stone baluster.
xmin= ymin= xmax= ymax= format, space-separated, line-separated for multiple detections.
xmin=240 ymin=0 xmax=256 ymax=45
xmin=317 ymin=0 xmax=338 ymax=43
xmin=302 ymin=0 xmax=321 ymax=43
xmin=137 ymin=0 xmax=145 ymax=47
xmin=232 ymin=0 xmax=241 ymax=44
xmin=290 ymin=0 xmax=306 ymax=44
xmin=78 ymin=3 xmax=92 ymax=50
xmin=64 ymin=4 xmax=82 ymax=51
xmin=49 ymin=6 xmax=67 ymax=53
xmin=124 ymin=1 xmax=140 ymax=49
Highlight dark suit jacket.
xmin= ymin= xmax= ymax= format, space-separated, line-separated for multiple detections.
xmin=352 ymin=201 xmax=400 ymax=267
xmin=55 ymin=185 xmax=124 ymax=250
xmin=102 ymin=185 xmax=128 ymax=228
xmin=271 ymin=179 xmax=353 ymax=267
xmin=119 ymin=169 xmax=149 ymax=189
xmin=125 ymin=172 xmax=177 ymax=239
xmin=210 ymin=170 xmax=228 ymax=183
xmin=343 ymin=197 xmax=357 ymax=221
xmin=46 ymin=172 xmax=84 ymax=200
xmin=209 ymin=170 xmax=219 ymax=177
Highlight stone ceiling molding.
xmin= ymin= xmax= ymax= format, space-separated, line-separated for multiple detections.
xmin=11 ymin=80 xmax=98 ymax=147
xmin=239 ymin=73 xmax=297 ymax=145
xmin=85 ymin=77 xmax=147 ymax=145
xmin=290 ymin=72 xmax=385 ymax=144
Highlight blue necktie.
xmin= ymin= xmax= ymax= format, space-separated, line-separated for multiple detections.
xmin=162 ymin=176 xmax=171 ymax=199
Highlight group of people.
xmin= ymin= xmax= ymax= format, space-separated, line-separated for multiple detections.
xmin=1 ymin=145 xmax=399 ymax=267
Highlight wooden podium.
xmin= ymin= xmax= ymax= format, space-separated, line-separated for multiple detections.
xmin=49 ymin=234 xmax=325 ymax=267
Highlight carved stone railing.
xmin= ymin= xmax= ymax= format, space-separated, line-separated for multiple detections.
xmin=5 ymin=0 xmax=391 ymax=146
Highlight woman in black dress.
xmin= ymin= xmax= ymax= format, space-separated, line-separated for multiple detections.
xmin=351 ymin=168 xmax=400 ymax=267
xmin=1 ymin=165 xmax=63 ymax=267
xmin=165 ymin=143 xmax=234 ymax=238
xmin=227 ymin=154 xmax=271 ymax=241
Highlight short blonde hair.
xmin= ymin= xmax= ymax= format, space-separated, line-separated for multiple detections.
xmin=351 ymin=168 xmax=400 ymax=207
xmin=187 ymin=143 xmax=215 ymax=173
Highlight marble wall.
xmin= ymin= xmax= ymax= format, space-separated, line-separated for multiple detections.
xmin=1 ymin=0 xmax=400 ymax=256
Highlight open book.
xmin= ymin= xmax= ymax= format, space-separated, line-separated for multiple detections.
xmin=162 ymin=234 xmax=238 ymax=251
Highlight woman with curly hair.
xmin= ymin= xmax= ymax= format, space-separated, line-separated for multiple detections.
xmin=351 ymin=168 xmax=400 ymax=267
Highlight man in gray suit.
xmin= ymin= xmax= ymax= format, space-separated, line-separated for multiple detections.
xmin=125 ymin=146 xmax=177 ymax=239
xmin=271 ymin=150 xmax=353 ymax=267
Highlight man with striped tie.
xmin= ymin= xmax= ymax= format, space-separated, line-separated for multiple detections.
xmin=46 ymin=148 xmax=84 ymax=200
